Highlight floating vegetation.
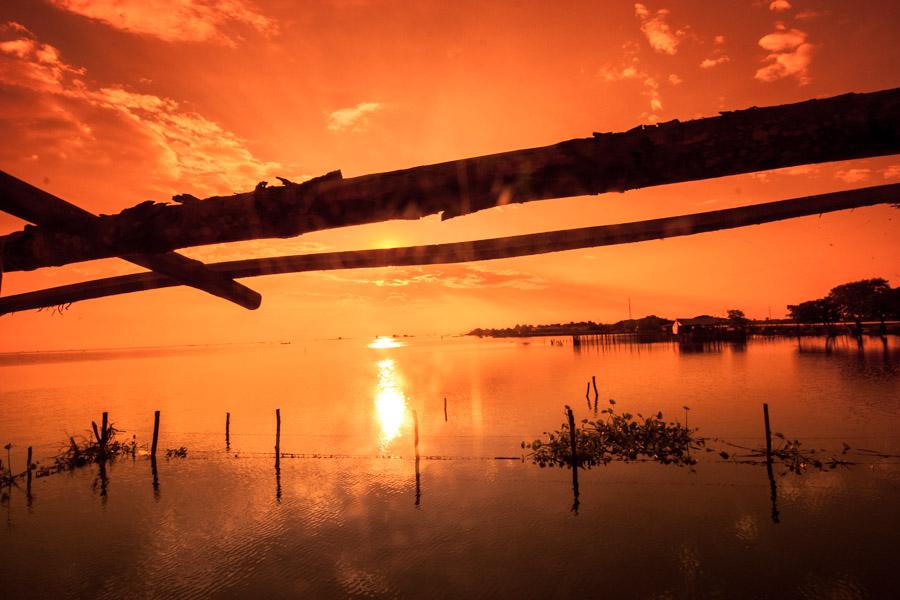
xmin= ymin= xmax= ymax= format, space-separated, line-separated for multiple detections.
xmin=523 ymin=401 xmax=702 ymax=469
xmin=712 ymin=435 xmax=853 ymax=474
xmin=165 ymin=447 xmax=188 ymax=459
xmin=37 ymin=423 xmax=137 ymax=477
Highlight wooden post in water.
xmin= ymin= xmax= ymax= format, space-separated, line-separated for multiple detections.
xmin=100 ymin=412 xmax=108 ymax=449
xmin=763 ymin=403 xmax=773 ymax=464
xmin=275 ymin=408 xmax=281 ymax=468
xmin=225 ymin=412 xmax=231 ymax=449
xmin=413 ymin=410 xmax=420 ymax=457
xmin=26 ymin=445 xmax=32 ymax=500
xmin=151 ymin=410 xmax=160 ymax=457
xmin=566 ymin=406 xmax=578 ymax=469
xmin=591 ymin=376 xmax=599 ymax=403
xmin=443 ymin=398 xmax=448 ymax=422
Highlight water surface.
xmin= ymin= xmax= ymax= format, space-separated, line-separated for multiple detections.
xmin=1 ymin=335 xmax=898 ymax=598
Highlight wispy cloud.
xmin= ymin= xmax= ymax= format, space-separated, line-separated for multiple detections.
xmin=834 ymin=168 xmax=871 ymax=183
xmin=322 ymin=264 xmax=545 ymax=291
xmin=633 ymin=3 xmax=683 ymax=55
xmin=0 ymin=21 xmax=281 ymax=196
xmin=754 ymin=23 xmax=815 ymax=84
xmin=700 ymin=56 xmax=729 ymax=69
xmin=768 ymin=0 xmax=792 ymax=11
xmin=598 ymin=42 xmax=668 ymax=122
xmin=327 ymin=101 xmax=382 ymax=132
xmin=48 ymin=0 xmax=276 ymax=45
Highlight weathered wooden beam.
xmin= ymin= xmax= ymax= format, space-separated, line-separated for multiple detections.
xmin=1 ymin=183 xmax=895 ymax=314
xmin=2 ymin=87 xmax=900 ymax=273
xmin=0 ymin=171 xmax=261 ymax=309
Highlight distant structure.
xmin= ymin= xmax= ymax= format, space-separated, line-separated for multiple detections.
xmin=672 ymin=316 xmax=729 ymax=337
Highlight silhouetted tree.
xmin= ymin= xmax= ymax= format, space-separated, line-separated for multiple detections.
xmin=727 ymin=309 xmax=749 ymax=331
xmin=827 ymin=278 xmax=891 ymax=334
xmin=787 ymin=298 xmax=840 ymax=328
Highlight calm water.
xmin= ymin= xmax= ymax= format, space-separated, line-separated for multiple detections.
xmin=0 ymin=335 xmax=898 ymax=598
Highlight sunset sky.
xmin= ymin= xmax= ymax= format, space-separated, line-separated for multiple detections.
xmin=0 ymin=0 xmax=898 ymax=351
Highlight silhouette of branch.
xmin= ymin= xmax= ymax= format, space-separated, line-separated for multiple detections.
xmin=0 ymin=171 xmax=261 ymax=309
xmin=2 ymin=87 xmax=900 ymax=272
xmin=1 ymin=183 xmax=895 ymax=314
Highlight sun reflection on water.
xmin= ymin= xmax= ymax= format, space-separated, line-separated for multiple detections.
xmin=374 ymin=358 xmax=406 ymax=448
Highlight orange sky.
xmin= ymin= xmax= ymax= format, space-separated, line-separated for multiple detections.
xmin=0 ymin=0 xmax=898 ymax=351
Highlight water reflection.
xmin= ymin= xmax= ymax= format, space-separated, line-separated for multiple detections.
xmin=374 ymin=359 xmax=407 ymax=449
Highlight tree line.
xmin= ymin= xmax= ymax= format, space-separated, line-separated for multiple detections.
xmin=787 ymin=278 xmax=899 ymax=334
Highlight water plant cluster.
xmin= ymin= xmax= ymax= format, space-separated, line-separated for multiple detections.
xmin=523 ymin=401 xmax=701 ymax=469
xmin=40 ymin=424 xmax=138 ymax=477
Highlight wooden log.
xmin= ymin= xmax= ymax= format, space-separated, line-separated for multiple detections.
xmin=0 ymin=171 xmax=261 ymax=309
xmin=1 ymin=183 xmax=896 ymax=314
xmin=3 ymin=87 xmax=900 ymax=272
xmin=151 ymin=410 xmax=160 ymax=457
xmin=226 ymin=412 xmax=231 ymax=449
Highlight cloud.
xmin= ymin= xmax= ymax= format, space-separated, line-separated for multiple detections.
xmin=322 ymin=264 xmax=545 ymax=292
xmin=795 ymin=9 xmax=822 ymax=20
xmin=633 ymin=4 xmax=683 ymax=55
xmin=667 ymin=73 xmax=682 ymax=85
xmin=47 ymin=0 xmax=275 ymax=45
xmin=834 ymin=169 xmax=871 ymax=183
xmin=754 ymin=24 xmax=815 ymax=84
xmin=768 ymin=0 xmax=792 ymax=11
xmin=0 ymin=22 xmax=281 ymax=196
xmin=882 ymin=165 xmax=900 ymax=180
xmin=327 ymin=102 xmax=382 ymax=132
xmin=598 ymin=52 xmax=664 ymax=119
xmin=700 ymin=55 xmax=729 ymax=69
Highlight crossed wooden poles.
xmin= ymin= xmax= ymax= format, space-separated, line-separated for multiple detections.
xmin=1 ymin=87 xmax=899 ymax=313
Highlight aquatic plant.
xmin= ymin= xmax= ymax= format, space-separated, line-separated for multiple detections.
xmin=165 ymin=447 xmax=188 ymax=458
xmin=523 ymin=401 xmax=702 ymax=469
xmin=35 ymin=424 xmax=137 ymax=478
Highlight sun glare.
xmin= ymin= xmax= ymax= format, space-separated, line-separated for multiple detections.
xmin=374 ymin=358 xmax=407 ymax=448
xmin=368 ymin=336 xmax=405 ymax=349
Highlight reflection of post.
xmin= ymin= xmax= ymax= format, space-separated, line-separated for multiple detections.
xmin=151 ymin=454 xmax=159 ymax=499
xmin=225 ymin=412 xmax=230 ymax=449
xmin=763 ymin=403 xmax=779 ymax=523
xmin=97 ymin=458 xmax=108 ymax=502
xmin=566 ymin=406 xmax=580 ymax=514
xmin=414 ymin=409 xmax=421 ymax=506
